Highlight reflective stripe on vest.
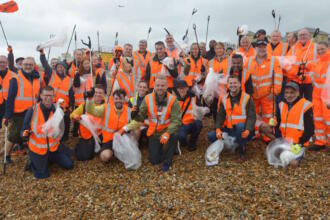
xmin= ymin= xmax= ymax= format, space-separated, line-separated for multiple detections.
xmin=103 ymin=103 xmax=131 ymax=133
xmin=243 ymin=57 xmax=253 ymax=81
xmin=148 ymin=93 xmax=174 ymax=125
xmin=279 ymin=100 xmax=311 ymax=130
xmin=117 ymin=72 xmax=134 ymax=97
xmin=49 ymin=73 xmax=72 ymax=96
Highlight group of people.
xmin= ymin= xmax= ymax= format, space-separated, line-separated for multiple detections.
xmin=0 ymin=27 xmax=329 ymax=179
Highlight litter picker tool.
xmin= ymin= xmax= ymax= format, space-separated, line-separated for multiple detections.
xmin=205 ymin=15 xmax=210 ymax=45
xmin=182 ymin=8 xmax=197 ymax=41
xmin=81 ymin=36 xmax=94 ymax=87
xmin=65 ymin=24 xmax=77 ymax=59
xmin=272 ymin=10 xmax=276 ymax=30
xmin=147 ymin=27 xmax=152 ymax=41
xmin=0 ymin=20 xmax=9 ymax=47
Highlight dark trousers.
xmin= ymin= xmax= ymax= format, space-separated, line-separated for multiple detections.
xmin=29 ymin=144 xmax=74 ymax=179
xmin=72 ymin=121 xmax=79 ymax=136
xmin=207 ymin=123 xmax=253 ymax=156
xmin=211 ymin=98 xmax=219 ymax=122
xmin=277 ymin=76 xmax=287 ymax=103
xmin=62 ymin=110 xmax=71 ymax=140
xmin=178 ymin=120 xmax=203 ymax=149
xmin=299 ymin=83 xmax=313 ymax=101
xmin=74 ymin=138 xmax=95 ymax=161
xmin=148 ymin=133 xmax=178 ymax=166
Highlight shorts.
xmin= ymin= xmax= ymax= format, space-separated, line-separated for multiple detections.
xmin=8 ymin=112 xmax=26 ymax=144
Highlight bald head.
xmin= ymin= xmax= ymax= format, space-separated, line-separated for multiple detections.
xmin=270 ymin=30 xmax=282 ymax=45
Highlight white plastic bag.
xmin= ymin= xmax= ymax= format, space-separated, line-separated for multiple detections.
xmin=36 ymin=28 xmax=68 ymax=50
xmin=222 ymin=132 xmax=238 ymax=151
xmin=80 ymin=114 xmax=102 ymax=153
xmin=113 ymin=133 xmax=142 ymax=170
xmin=161 ymin=57 xmax=175 ymax=70
xmin=203 ymin=68 xmax=227 ymax=105
xmin=266 ymin=138 xmax=305 ymax=168
xmin=191 ymin=83 xmax=202 ymax=97
xmin=277 ymin=56 xmax=296 ymax=72
xmin=321 ymin=64 xmax=330 ymax=105
xmin=193 ymin=106 xmax=210 ymax=121
xmin=41 ymin=99 xmax=65 ymax=139
xmin=205 ymin=140 xmax=224 ymax=166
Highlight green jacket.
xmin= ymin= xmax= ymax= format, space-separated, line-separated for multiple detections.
xmin=127 ymin=92 xmax=182 ymax=136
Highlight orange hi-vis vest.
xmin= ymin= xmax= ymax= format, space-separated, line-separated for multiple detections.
xmin=48 ymin=72 xmax=72 ymax=108
xmin=179 ymin=96 xmax=196 ymax=125
xmin=209 ymin=56 xmax=231 ymax=74
xmin=116 ymin=70 xmax=135 ymax=98
xmin=267 ymin=42 xmax=288 ymax=57
xmin=69 ymin=62 xmax=78 ymax=78
xmin=79 ymin=103 xmax=103 ymax=140
xmin=14 ymin=70 xmax=41 ymax=113
xmin=236 ymin=46 xmax=256 ymax=58
xmin=133 ymin=51 xmax=151 ymax=79
xmin=222 ymin=91 xmax=250 ymax=129
xmin=166 ymin=48 xmax=179 ymax=59
xmin=145 ymin=92 xmax=176 ymax=136
xmin=279 ymin=98 xmax=313 ymax=145
xmin=184 ymin=56 xmax=208 ymax=86
xmin=73 ymin=74 xmax=94 ymax=106
xmin=312 ymin=51 xmax=330 ymax=92
xmin=95 ymin=67 xmax=104 ymax=82
xmin=249 ymin=56 xmax=283 ymax=99
xmin=28 ymin=104 xmax=60 ymax=155
xmin=0 ymin=69 xmax=15 ymax=105
xmin=149 ymin=58 xmax=174 ymax=88
xmin=287 ymin=39 xmax=318 ymax=84
xmin=102 ymin=103 xmax=131 ymax=143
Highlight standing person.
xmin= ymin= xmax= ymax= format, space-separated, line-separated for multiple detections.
xmin=236 ymin=36 xmax=256 ymax=59
xmin=174 ymin=80 xmax=203 ymax=151
xmin=3 ymin=57 xmax=41 ymax=163
xmin=145 ymin=41 xmax=179 ymax=91
xmin=287 ymin=28 xmax=318 ymax=101
xmin=199 ymin=42 xmax=207 ymax=58
xmin=21 ymin=86 xmax=73 ymax=179
xmin=133 ymin=39 xmax=152 ymax=79
xmin=109 ymin=46 xmax=123 ymax=76
xmin=92 ymin=54 xmax=107 ymax=92
xmin=206 ymin=40 xmax=217 ymax=60
xmin=272 ymin=82 xmax=314 ymax=164
xmin=165 ymin=34 xmax=180 ymax=59
xmin=267 ymin=30 xmax=288 ymax=56
xmin=247 ymin=40 xmax=282 ymax=142
xmin=86 ymin=89 xmax=131 ymax=163
xmin=286 ymin=32 xmax=297 ymax=53
xmin=125 ymin=76 xmax=182 ymax=172
xmin=183 ymin=43 xmax=208 ymax=87
xmin=129 ymin=80 xmax=149 ymax=109
xmin=68 ymin=49 xmax=83 ymax=78
xmin=230 ymin=54 xmax=253 ymax=95
xmin=309 ymin=42 xmax=330 ymax=151
xmin=71 ymin=84 xmax=105 ymax=161
xmin=226 ymin=47 xmax=234 ymax=56
xmin=208 ymin=75 xmax=256 ymax=162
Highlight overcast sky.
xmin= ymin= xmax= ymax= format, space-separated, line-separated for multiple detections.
xmin=0 ymin=0 xmax=329 ymax=62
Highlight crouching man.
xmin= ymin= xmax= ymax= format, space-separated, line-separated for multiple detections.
xmin=125 ymin=76 xmax=182 ymax=172
xmin=174 ymin=80 xmax=203 ymax=151
xmin=70 ymin=84 xmax=105 ymax=161
xmin=208 ymin=75 xmax=256 ymax=162
xmin=21 ymin=86 xmax=73 ymax=179
xmin=86 ymin=89 xmax=131 ymax=163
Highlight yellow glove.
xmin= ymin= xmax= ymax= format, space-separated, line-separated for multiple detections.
xmin=290 ymin=144 xmax=302 ymax=155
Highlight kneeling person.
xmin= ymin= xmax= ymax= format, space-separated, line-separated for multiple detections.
xmin=175 ymin=80 xmax=203 ymax=151
xmin=21 ymin=86 xmax=73 ymax=179
xmin=208 ymin=75 xmax=256 ymax=162
xmin=86 ymin=89 xmax=131 ymax=163
xmin=70 ymin=84 xmax=105 ymax=161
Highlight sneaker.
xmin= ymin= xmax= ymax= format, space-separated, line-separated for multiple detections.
xmin=161 ymin=163 xmax=170 ymax=172
xmin=5 ymin=155 xmax=12 ymax=164
xmin=237 ymin=156 xmax=246 ymax=163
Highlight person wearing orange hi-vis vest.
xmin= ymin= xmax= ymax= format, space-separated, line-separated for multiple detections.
xmin=124 ymin=76 xmax=182 ymax=172
xmin=3 ymin=57 xmax=42 ymax=164
xmin=71 ymin=84 xmax=105 ymax=161
xmin=67 ymin=49 xmax=83 ymax=78
xmin=309 ymin=42 xmax=330 ymax=151
xmin=234 ymin=36 xmax=256 ymax=60
xmin=247 ymin=40 xmax=283 ymax=143
xmin=133 ymin=39 xmax=152 ymax=80
xmin=21 ymin=86 xmax=73 ymax=179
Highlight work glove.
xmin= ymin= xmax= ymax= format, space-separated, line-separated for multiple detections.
xmin=2 ymin=118 xmax=8 ymax=127
xmin=72 ymin=115 xmax=81 ymax=122
xmin=7 ymin=45 xmax=12 ymax=53
xmin=22 ymin=129 xmax=31 ymax=142
xmin=119 ymin=126 xmax=129 ymax=136
xmin=290 ymin=144 xmax=302 ymax=155
xmin=241 ymin=130 xmax=250 ymax=139
xmin=216 ymin=128 xmax=222 ymax=140
xmin=160 ymin=132 xmax=170 ymax=145
xmin=269 ymin=118 xmax=277 ymax=127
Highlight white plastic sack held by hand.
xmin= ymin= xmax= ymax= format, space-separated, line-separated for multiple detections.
xmin=41 ymin=99 xmax=65 ymax=139
xmin=222 ymin=132 xmax=238 ymax=151
xmin=193 ymin=106 xmax=210 ymax=121
xmin=205 ymin=140 xmax=224 ymax=166
xmin=80 ymin=114 xmax=102 ymax=153
xmin=203 ymin=68 xmax=221 ymax=106
xmin=266 ymin=138 xmax=305 ymax=168
xmin=113 ymin=133 xmax=142 ymax=170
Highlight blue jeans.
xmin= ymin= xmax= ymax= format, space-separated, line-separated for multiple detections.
xmin=178 ymin=120 xmax=203 ymax=149
xmin=29 ymin=144 xmax=74 ymax=179
xmin=207 ymin=123 xmax=253 ymax=156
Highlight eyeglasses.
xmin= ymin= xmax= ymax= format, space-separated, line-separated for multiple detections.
xmin=23 ymin=63 xmax=34 ymax=66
